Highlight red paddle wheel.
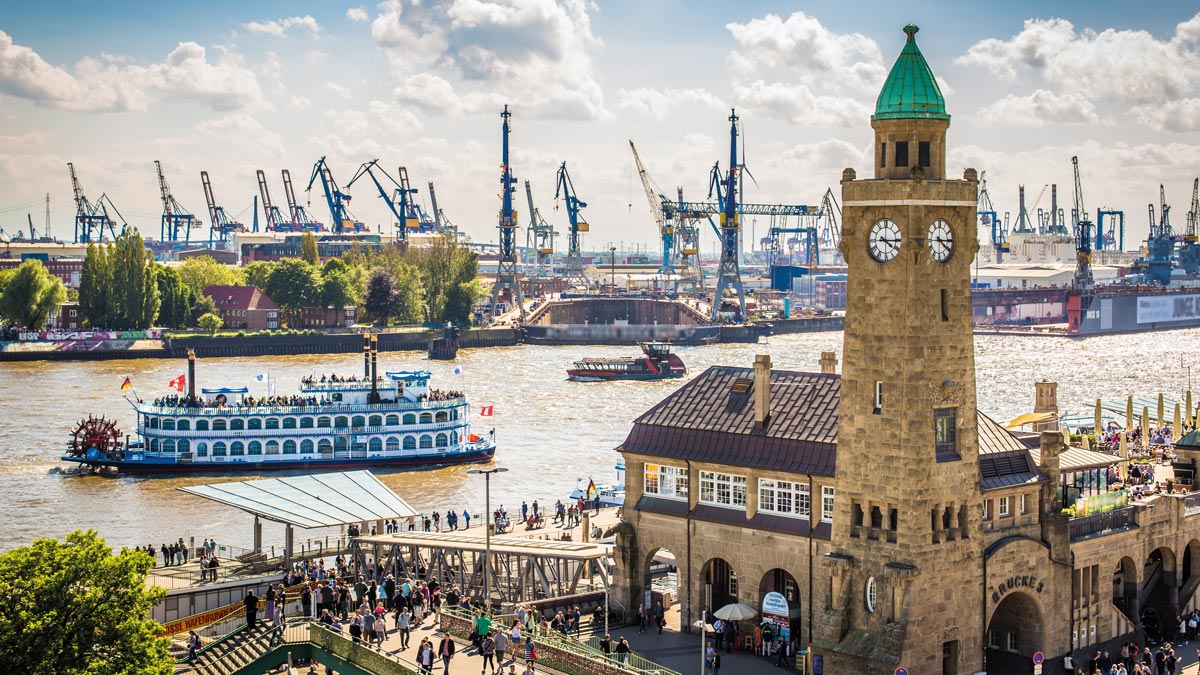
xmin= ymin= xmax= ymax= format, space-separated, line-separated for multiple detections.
xmin=67 ymin=415 xmax=123 ymax=458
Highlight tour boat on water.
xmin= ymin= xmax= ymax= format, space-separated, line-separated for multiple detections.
xmin=63 ymin=344 xmax=496 ymax=475
xmin=566 ymin=342 xmax=686 ymax=382
xmin=569 ymin=461 xmax=626 ymax=507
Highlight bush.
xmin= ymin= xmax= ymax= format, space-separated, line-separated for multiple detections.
xmin=197 ymin=312 xmax=223 ymax=336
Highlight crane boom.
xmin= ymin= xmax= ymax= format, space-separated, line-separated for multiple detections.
xmin=1188 ymin=178 xmax=1199 ymax=238
xmin=630 ymin=140 xmax=674 ymax=275
xmin=554 ymin=161 xmax=589 ymax=285
xmin=256 ymin=170 xmax=281 ymax=230
xmin=346 ymin=159 xmax=409 ymax=240
xmin=156 ymin=161 xmax=171 ymax=216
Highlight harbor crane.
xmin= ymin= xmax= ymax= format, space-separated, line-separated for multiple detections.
xmin=1095 ymin=207 xmax=1124 ymax=251
xmin=345 ymin=160 xmax=411 ymax=242
xmin=1071 ymin=156 xmax=1094 ymax=293
xmin=709 ymin=108 xmax=746 ymax=320
xmin=1140 ymin=184 xmax=1180 ymax=285
xmin=490 ymin=105 xmax=525 ymax=322
xmin=976 ymin=172 xmax=1007 ymax=261
xmin=306 ymin=157 xmax=364 ymax=233
xmin=818 ymin=187 xmax=841 ymax=250
xmin=68 ymin=163 xmax=121 ymax=244
xmin=525 ymin=180 xmax=555 ymax=278
xmin=256 ymin=170 xmax=290 ymax=232
xmin=554 ymin=161 xmax=590 ymax=286
xmin=281 ymin=169 xmax=324 ymax=230
xmin=200 ymin=171 xmax=245 ymax=247
xmin=629 ymin=140 xmax=674 ymax=275
xmin=428 ymin=182 xmax=457 ymax=240
xmin=1179 ymin=178 xmax=1200 ymax=275
xmin=155 ymin=161 xmax=199 ymax=243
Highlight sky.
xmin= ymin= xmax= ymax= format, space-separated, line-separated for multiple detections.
xmin=1 ymin=0 xmax=1199 ymax=254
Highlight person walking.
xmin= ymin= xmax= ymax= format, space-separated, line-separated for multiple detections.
xmin=439 ymin=634 xmax=456 ymax=672
xmin=264 ymin=585 xmax=277 ymax=625
xmin=301 ymin=585 xmax=312 ymax=618
xmin=419 ymin=639 xmax=435 ymax=675
xmin=494 ymin=629 xmax=509 ymax=667
xmin=398 ymin=607 xmax=412 ymax=649
xmin=654 ymin=602 xmax=665 ymax=634
xmin=638 ymin=604 xmax=647 ymax=634
xmin=244 ymin=590 xmax=259 ymax=630
xmin=276 ymin=585 xmax=287 ymax=625
xmin=187 ymin=631 xmax=201 ymax=665
xmin=616 ymin=637 xmax=631 ymax=665
xmin=481 ymin=633 xmax=497 ymax=674
xmin=463 ymin=509 xmax=472 ymax=529
xmin=522 ymin=637 xmax=537 ymax=667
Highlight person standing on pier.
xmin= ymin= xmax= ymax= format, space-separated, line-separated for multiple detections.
xmin=463 ymin=509 xmax=471 ymax=529
xmin=244 ymin=589 xmax=259 ymax=629
xmin=276 ymin=585 xmax=287 ymax=625
xmin=264 ymin=585 xmax=277 ymax=624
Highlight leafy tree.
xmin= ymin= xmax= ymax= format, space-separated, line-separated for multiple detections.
xmin=442 ymin=278 xmax=486 ymax=327
xmin=392 ymin=262 xmax=426 ymax=324
xmin=320 ymin=259 xmax=360 ymax=310
xmin=0 ymin=260 xmax=67 ymax=329
xmin=107 ymin=228 xmax=159 ymax=330
xmin=363 ymin=268 xmax=397 ymax=326
xmin=197 ymin=312 xmax=223 ymax=336
xmin=0 ymin=529 xmax=171 ymax=675
xmin=242 ymin=260 xmax=276 ymax=290
xmin=300 ymin=231 xmax=320 ymax=266
xmin=190 ymin=294 xmax=217 ymax=325
xmin=178 ymin=256 xmax=241 ymax=299
xmin=154 ymin=265 xmax=193 ymax=330
xmin=411 ymin=233 xmax=481 ymax=324
xmin=0 ymin=269 xmax=15 ymax=295
xmin=78 ymin=242 xmax=113 ymax=327
xmin=265 ymin=258 xmax=320 ymax=322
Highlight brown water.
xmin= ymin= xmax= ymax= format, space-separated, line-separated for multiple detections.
xmin=1 ymin=329 xmax=1197 ymax=552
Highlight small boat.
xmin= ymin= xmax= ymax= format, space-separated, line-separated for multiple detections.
xmin=569 ymin=461 xmax=626 ymax=507
xmin=566 ymin=342 xmax=686 ymax=382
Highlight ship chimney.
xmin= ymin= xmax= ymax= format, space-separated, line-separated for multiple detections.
xmin=754 ymin=353 xmax=772 ymax=429
xmin=369 ymin=333 xmax=380 ymax=403
xmin=363 ymin=333 xmax=371 ymax=378
xmin=187 ymin=348 xmax=197 ymax=400
xmin=819 ymin=351 xmax=838 ymax=374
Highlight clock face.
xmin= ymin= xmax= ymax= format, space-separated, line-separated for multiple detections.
xmin=868 ymin=219 xmax=901 ymax=263
xmin=928 ymin=219 xmax=954 ymax=262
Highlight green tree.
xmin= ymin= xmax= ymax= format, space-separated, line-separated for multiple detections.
xmin=265 ymin=258 xmax=320 ymax=322
xmin=320 ymin=258 xmax=360 ymax=310
xmin=190 ymin=294 xmax=217 ymax=326
xmin=442 ymin=278 xmax=486 ymax=327
xmin=0 ymin=529 xmax=171 ymax=675
xmin=178 ymin=256 xmax=241 ymax=299
xmin=409 ymin=233 xmax=481 ymax=324
xmin=107 ymin=228 xmax=159 ymax=330
xmin=154 ymin=265 xmax=194 ymax=330
xmin=242 ymin=260 xmax=276 ymax=290
xmin=363 ymin=268 xmax=397 ymax=326
xmin=0 ymin=269 xmax=15 ymax=295
xmin=197 ymin=312 xmax=223 ymax=335
xmin=0 ymin=260 xmax=67 ymax=329
xmin=392 ymin=262 xmax=426 ymax=324
xmin=78 ymin=242 xmax=113 ymax=327
xmin=300 ymin=231 xmax=320 ymax=266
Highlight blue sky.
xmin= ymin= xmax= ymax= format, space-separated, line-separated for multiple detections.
xmin=1 ymin=0 xmax=1199 ymax=252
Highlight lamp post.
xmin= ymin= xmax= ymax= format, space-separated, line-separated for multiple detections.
xmin=610 ymin=246 xmax=617 ymax=291
xmin=466 ymin=467 xmax=508 ymax=610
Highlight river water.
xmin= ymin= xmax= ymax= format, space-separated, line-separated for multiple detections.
xmin=1 ymin=329 xmax=1196 ymax=553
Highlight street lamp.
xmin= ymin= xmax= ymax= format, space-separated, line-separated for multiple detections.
xmin=610 ymin=246 xmax=617 ymax=291
xmin=466 ymin=467 xmax=508 ymax=610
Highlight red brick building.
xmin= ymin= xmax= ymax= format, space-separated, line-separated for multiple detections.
xmin=204 ymin=285 xmax=280 ymax=330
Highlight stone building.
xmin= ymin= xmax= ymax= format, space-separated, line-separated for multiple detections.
xmin=615 ymin=24 xmax=1200 ymax=675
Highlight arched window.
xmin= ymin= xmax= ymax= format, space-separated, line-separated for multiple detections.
xmin=403 ymin=414 xmax=417 ymax=425
xmin=230 ymin=441 xmax=245 ymax=456
xmin=435 ymin=411 xmax=449 ymax=422
xmin=265 ymin=418 xmax=280 ymax=430
xmin=162 ymin=419 xmax=176 ymax=430
xmin=300 ymin=417 xmax=314 ymax=428
xmin=247 ymin=418 xmax=262 ymax=430
xmin=334 ymin=437 xmax=348 ymax=452
xmin=317 ymin=439 xmax=333 ymax=454
xmin=300 ymin=440 xmax=314 ymax=454
xmin=385 ymin=415 xmax=399 ymax=426
xmin=450 ymin=431 xmax=458 ymax=446
xmin=178 ymin=439 xmax=190 ymax=453
xmin=369 ymin=415 xmax=383 ymax=427
xmin=195 ymin=420 xmax=209 ymax=431
xmin=352 ymin=416 xmax=366 ymax=428
xmin=369 ymin=438 xmax=383 ymax=453
xmin=419 ymin=434 xmax=433 ymax=449
xmin=386 ymin=437 xmax=400 ymax=453
xmin=404 ymin=436 xmax=417 ymax=450
xmin=451 ymin=409 xmax=459 ymax=421
xmin=248 ymin=441 xmax=262 ymax=455
xmin=196 ymin=442 xmax=208 ymax=457
xmin=177 ymin=420 xmax=190 ymax=431
xmin=334 ymin=416 xmax=348 ymax=428
xmin=283 ymin=440 xmax=297 ymax=454
xmin=230 ymin=419 xmax=245 ymax=431
xmin=147 ymin=417 xmax=159 ymax=429
xmin=283 ymin=417 xmax=297 ymax=429
xmin=212 ymin=419 xmax=227 ymax=431
xmin=419 ymin=412 xmax=433 ymax=424
xmin=213 ymin=442 xmax=227 ymax=456
xmin=435 ymin=433 xmax=448 ymax=448
xmin=317 ymin=417 xmax=331 ymax=428
xmin=163 ymin=440 xmax=175 ymax=453
xmin=149 ymin=438 xmax=159 ymax=452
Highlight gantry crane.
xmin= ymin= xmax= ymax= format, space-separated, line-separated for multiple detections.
xmin=69 ymin=163 xmax=121 ymax=243
xmin=707 ymin=109 xmax=746 ymax=320
xmin=256 ymin=170 xmax=290 ymax=232
xmin=629 ymin=140 xmax=674 ymax=275
xmin=490 ymin=106 xmax=525 ymax=322
xmin=1179 ymin=178 xmax=1200 ymax=275
xmin=155 ymin=161 xmax=199 ymax=243
xmin=976 ymin=172 xmax=1007 ymax=261
xmin=346 ymin=160 xmax=411 ymax=241
xmin=281 ymin=169 xmax=323 ymax=230
xmin=306 ymin=157 xmax=364 ymax=233
xmin=554 ymin=162 xmax=590 ymax=286
xmin=818 ymin=187 xmax=842 ymax=250
xmin=525 ymin=180 xmax=555 ymax=278
xmin=1141 ymin=184 xmax=1179 ymax=285
xmin=200 ymin=171 xmax=245 ymax=247
xmin=1070 ymin=156 xmax=1094 ymax=293
xmin=428 ymin=182 xmax=457 ymax=240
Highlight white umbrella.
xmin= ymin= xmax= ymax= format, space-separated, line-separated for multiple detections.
xmin=713 ymin=602 xmax=758 ymax=621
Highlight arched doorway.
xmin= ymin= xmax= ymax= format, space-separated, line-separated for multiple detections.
xmin=1142 ymin=547 xmax=1179 ymax=641
xmin=986 ymin=591 xmax=1044 ymax=674
xmin=759 ymin=568 xmax=802 ymax=655
xmin=701 ymin=557 xmax=739 ymax=615
xmin=643 ymin=547 xmax=679 ymax=633
xmin=1113 ymin=556 xmax=1138 ymax=622
xmin=1185 ymin=540 xmax=1200 ymax=584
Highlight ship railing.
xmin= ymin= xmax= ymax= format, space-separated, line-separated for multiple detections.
xmin=135 ymin=396 xmax=466 ymax=416
xmin=119 ymin=445 xmax=480 ymax=463
xmin=139 ymin=419 xmax=469 ymax=438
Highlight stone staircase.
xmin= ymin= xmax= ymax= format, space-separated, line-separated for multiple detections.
xmin=174 ymin=624 xmax=285 ymax=675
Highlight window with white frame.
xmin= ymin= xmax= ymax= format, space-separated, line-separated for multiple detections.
xmin=759 ymin=479 xmax=811 ymax=518
xmin=982 ymin=499 xmax=991 ymax=520
xmin=1006 ymin=631 xmax=1018 ymax=652
xmin=821 ymin=486 xmax=835 ymax=523
xmin=644 ymin=464 xmax=688 ymax=500
xmin=999 ymin=496 xmax=1010 ymax=517
xmin=1019 ymin=493 xmax=1028 ymax=515
xmin=699 ymin=471 xmax=747 ymax=508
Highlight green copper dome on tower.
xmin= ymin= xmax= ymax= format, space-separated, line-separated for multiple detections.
xmin=872 ymin=24 xmax=949 ymax=121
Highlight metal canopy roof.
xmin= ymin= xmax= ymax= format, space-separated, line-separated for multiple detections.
xmin=178 ymin=471 xmax=418 ymax=529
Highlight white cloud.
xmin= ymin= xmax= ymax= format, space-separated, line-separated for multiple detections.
xmin=325 ymin=100 xmax=423 ymax=139
xmin=326 ymin=82 xmax=354 ymax=98
xmin=1132 ymin=98 xmax=1200 ymax=133
xmin=0 ymin=30 xmax=263 ymax=112
xmin=196 ymin=112 xmax=286 ymax=159
xmin=732 ymin=80 xmax=869 ymax=128
xmin=244 ymin=16 xmax=323 ymax=38
xmin=617 ymin=87 xmax=725 ymax=121
xmin=975 ymin=89 xmax=1099 ymax=127
xmin=395 ymin=73 xmax=462 ymax=113
xmin=956 ymin=14 xmax=1200 ymax=103
xmin=346 ymin=7 xmax=369 ymax=22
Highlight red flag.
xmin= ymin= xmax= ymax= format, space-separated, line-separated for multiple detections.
xmin=479 ymin=405 xmax=494 ymax=417
xmin=168 ymin=374 xmax=186 ymax=392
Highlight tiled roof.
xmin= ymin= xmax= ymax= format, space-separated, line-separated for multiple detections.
xmin=204 ymin=285 xmax=280 ymax=312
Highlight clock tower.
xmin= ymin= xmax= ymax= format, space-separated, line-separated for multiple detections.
xmin=815 ymin=24 xmax=983 ymax=675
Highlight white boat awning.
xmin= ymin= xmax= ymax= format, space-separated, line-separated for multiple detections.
xmin=178 ymin=470 xmax=418 ymax=529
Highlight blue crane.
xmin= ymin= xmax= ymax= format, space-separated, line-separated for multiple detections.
xmin=155 ymin=161 xmax=199 ymax=243
xmin=629 ymin=140 xmax=674 ymax=275
xmin=1180 ymin=178 xmax=1200 ymax=275
xmin=1139 ymin=184 xmax=1179 ymax=285
xmin=976 ymin=172 xmax=1007 ymax=261
xmin=200 ymin=171 xmax=245 ymax=247
xmin=346 ymin=160 xmax=412 ymax=241
xmin=709 ymin=109 xmax=746 ymax=320
xmin=525 ymin=180 xmax=555 ymax=278
xmin=1095 ymin=208 xmax=1125 ymax=251
xmin=1070 ymin=156 xmax=1094 ymax=293
xmin=306 ymin=157 xmax=364 ymax=233
xmin=489 ymin=105 xmax=525 ymax=321
xmin=554 ymin=161 xmax=590 ymax=285
xmin=68 ymin=163 xmax=121 ymax=243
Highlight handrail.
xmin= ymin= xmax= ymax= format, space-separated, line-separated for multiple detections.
xmin=137 ymin=397 xmax=465 ymax=416
xmin=140 ymin=419 xmax=467 ymax=438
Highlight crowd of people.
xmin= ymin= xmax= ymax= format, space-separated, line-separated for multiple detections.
xmin=151 ymin=393 xmax=332 ymax=409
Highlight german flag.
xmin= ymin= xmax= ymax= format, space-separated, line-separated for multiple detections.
xmin=120 ymin=377 xmax=132 ymax=391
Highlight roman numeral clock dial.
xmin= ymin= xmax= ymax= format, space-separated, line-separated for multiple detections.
xmin=928 ymin=219 xmax=954 ymax=262
xmin=868 ymin=219 xmax=901 ymax=263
